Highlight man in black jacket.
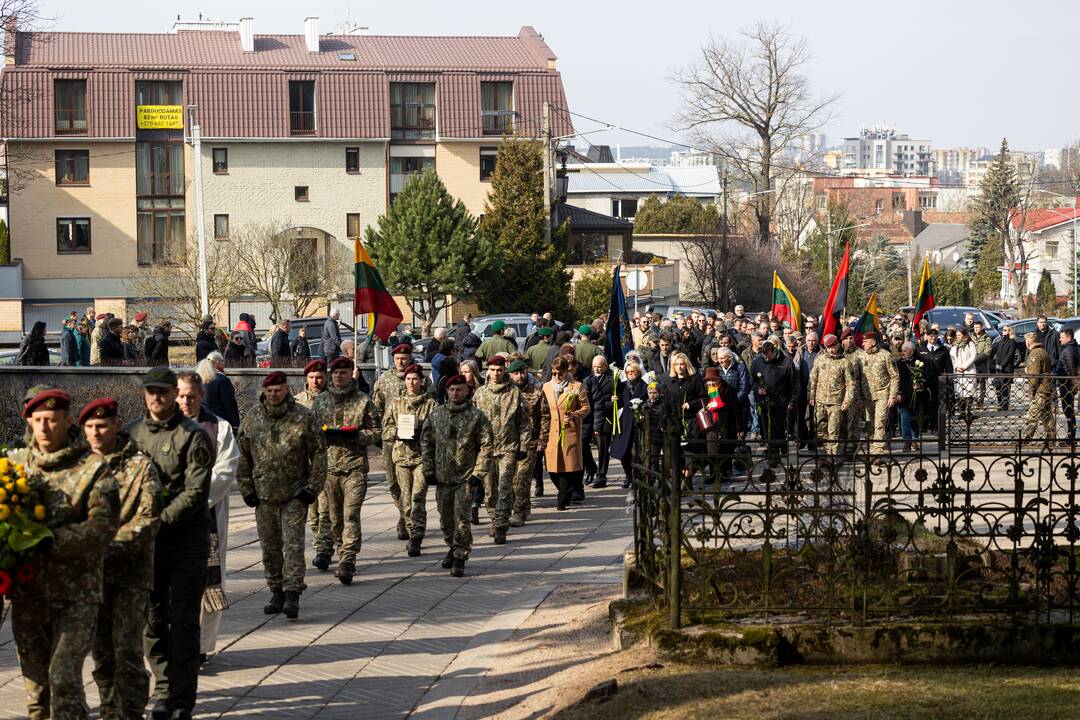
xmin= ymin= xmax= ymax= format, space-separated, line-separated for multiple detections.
xmin=60 ymin=317 xmax=79 ymax=365
xmin=582 ymin=355 xmax=614 ymax=488
xmin=993 ymin=324 xmax=1021 ymax=410
xmin=917 ymin=327 xmax=952 ymax=432
xmin=1058 ymin=327 xmax=1080 ymax=444
xmin=269 ymin=319 xmax=292 ymax=367
xmin=1034 ymin=315 xmax=1061 ymax=370
xmin=99 ymin=317 xmax=127 ymax=365
xmin=751 ymin=339 xmax=799 ymax=464
xmin=322 ymin=310 xmax=343 ymax=364
xmin=145 ymin=321 xmax=171 ymax=365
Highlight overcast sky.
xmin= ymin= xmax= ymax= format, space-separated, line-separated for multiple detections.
xmin=38 ymin=0 xmax=1078 ymax=152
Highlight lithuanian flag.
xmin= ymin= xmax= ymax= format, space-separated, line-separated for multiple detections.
xmin=850 ymin=292 xmax=883 ymax=345
xmin=770 ymin=271 xmax=801 ymax=332
xmin=354 ymin=238 xmax=403 ymax=343
xmin=912 ymin=256 xmax=935 ymax=337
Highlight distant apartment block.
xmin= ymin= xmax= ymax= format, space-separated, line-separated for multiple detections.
xmin=841 ymin=126 xmax=933 ymax=176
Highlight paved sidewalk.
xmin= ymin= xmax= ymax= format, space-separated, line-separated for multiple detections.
xmin=0 ymin=471 xmax=633 ymax=719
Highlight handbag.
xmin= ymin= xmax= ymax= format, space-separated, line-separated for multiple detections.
xmin=694 ymin=399 xmax=715 ymax=433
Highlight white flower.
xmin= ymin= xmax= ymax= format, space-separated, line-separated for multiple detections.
xmin=629 ymin=398 xmax=644 ymax=409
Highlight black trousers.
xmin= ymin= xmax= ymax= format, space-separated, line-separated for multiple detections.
xmin=145 ymin=548 xmax=207 ymax=713
xmin=1062 ymin=386 xmax=1076 ymax=440
xmin=760 ymin=404 xmax=789 ymax=459
xmin=582 ymin=429 xmax=612 ymax=479
xmin=550 ymin=471 xmax=583 ymax=510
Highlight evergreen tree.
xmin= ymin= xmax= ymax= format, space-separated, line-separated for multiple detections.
xmin=634 ymin=194 xmax=723 ymax=234
xmin=0 ymin=219 xmax=9 ymax=265
xmin=967 ymin=139 xmax=1022 ymax=299
xmin=970 ymin=236 xmax=1004 ymax=306
xmin=365 ymin=170 xmax=496 ymax=336
xmin=571 ymin=264 xmax=613 ymax=325
xmin=474 ymin=140 xmax=572 ymax=318
xmin=1036 ymin=269 xmax=1057 ymax=313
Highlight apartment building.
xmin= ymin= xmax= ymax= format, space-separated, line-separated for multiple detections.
xmin=841 ymin=126 xmax=933 ymax=177
xmin=0 ymin=17 xmax=573 ymax=332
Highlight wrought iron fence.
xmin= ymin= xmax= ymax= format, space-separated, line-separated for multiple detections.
xmin=629 ymin=417 xmax=1080 ymax=628
xmin=940 ymin=373 xmax=1075 ymax=446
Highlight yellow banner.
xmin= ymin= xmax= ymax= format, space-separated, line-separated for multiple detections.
xmin=136 ymin=105 xmax=183 ymax=130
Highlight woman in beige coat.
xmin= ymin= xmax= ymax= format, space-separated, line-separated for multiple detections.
xmin=540 ymin=355 xmax=592 ymax=510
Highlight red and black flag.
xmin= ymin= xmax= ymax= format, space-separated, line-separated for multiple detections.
xmin=821 ymin=243 xmax=850 ymax=339
xmin=912 ymin=256 xmax=935 ymax=338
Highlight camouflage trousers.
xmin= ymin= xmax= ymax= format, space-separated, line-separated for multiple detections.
xmin=92 ymin=584 xmax=150 ymax=720
xmin=436 ymin=481 xmax=473 ymax=560
xmin=844 ymin=400 xmax=863 ymax=453
xmin=326 ymin=471 xmax=368 ymax=564
xmin=396 ymin=463 xmax=429 ymax=541
xmin=484 ymin=453 xmax=517 ymax=528
xmin=814 ymin=404 xmax=845 ymax=457
xmin=308 ymin=491 xmax=334 ymax=556
xmin=864 ymin=395 xmax=891 ymax=455
xmin=255 ymin=499 xmax=308 ymax=593
xmin=383 ymin=446 xmax=404 ymax=521
xmin=1024 ymin=394 xmax=1057 ymax=441
xmin=12 ymin=595 xmax=98 ymax=720
xmin=512 ymin=453 xmax=536 ymax=520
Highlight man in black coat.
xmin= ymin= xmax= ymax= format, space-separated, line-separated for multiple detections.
xmin=1034 ymin=315 xmax=1061 ymax=370
xmin=582 ymin=355 xmax=615 ymax=488
xmin=322 ymin=310 xmax=343 ymax=363
xmin=99 ymin=317 xmax=127 ymax=365
xmin=1058 ymin=327 xmax=1080 ymax=444
xmin=145 ymin=321 xmax=171 ymax=365
xmin=59 ymin=317 xmax=78 ymax=366
xmin=269 ymin=319 xmax=292 ymax=367
xmin=993 ymin=324 xmax=1021 ymax=410
xmin=917 ymin=327 xmax=952 ymax=432
xmin=646 ymin=332 xmax=675 ymax=377
xmin=750 ymin=339 xmax=799 ymax=464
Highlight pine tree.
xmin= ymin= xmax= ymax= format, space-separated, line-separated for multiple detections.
xmin=474 ymin=140 xmax=572 ymax=318
xmin=634 ymin=193 xmax=722 ymax=234
xmin=967 ymin=139 xmax=1022 ymax=299
xmin=365 ymin=170 xmax=496 ymax=336
xmin=1036 ymin=269 xmax=1057 ymax=313
xmin=970 ymin=236 xmax=1004 ymax=305
xmin=0 ymin=219 xmax=9 ymax=264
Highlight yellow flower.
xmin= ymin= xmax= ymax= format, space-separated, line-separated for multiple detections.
xmin=322 ymin=424 xmax=329 ymax=431
xmin=0 ymin=505 xmax=9 ymax=520
xmin=0 ymin=488 xmax=7 ymax=503
xmin=4 ymin=483 xmax=11 ymax=492
xmin=15 ymin=478 xmax=29 ymax=495
xmin=0 ymin=458 xmax=9 ymax=474
xmin=33 ymin=504 xmax=45 ymax=521
xmin=10 ymin=495 xmax=19 ymax=505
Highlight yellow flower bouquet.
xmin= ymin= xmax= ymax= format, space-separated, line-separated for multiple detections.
xmin=0 ymin=455 xmax=53 ymax=597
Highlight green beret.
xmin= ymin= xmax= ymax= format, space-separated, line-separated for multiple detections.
xmin=507 ymin=359 xmax=527 ymax=373
xmin=578 ymin=324 xmax=592 ymax=336
xmin=491 ymin=319 xmax=506 ymax=332
xmin=538 ymin=327 xmax=554 ymax=337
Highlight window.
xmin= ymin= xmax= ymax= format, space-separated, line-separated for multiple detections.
xmin=214 ymin=214 xmax=229 ymax=240
xmin=345 ymin=147 xmax=360 ymax=173
xmin=611 ymin=198 xmax=638 ymax=219
xmin=135 ymin=80 xmax=182 ymax=106
xmin=347 ymin=213 xmax=361 ymax=239
xmin=1046 ymin=240 xmax=1059 ymax=259
xmin=389 ymin=82 xmax=436 ymax=140
xmin=481 ymin=82 xmax=514 ymax=135
xmin=389 ymin=156 xmax=434 ymax=203
xmin=55 ymin=150 xmax=89 ymax=185
xmin=919 ymin=193 xmax=937 ymax=209
xmin=54 ymin=80 xmax=87 ymax=134
xmin=56 ymin=218 xmax=91 ymax=253
xmin=892 ymin=192 xmax=905 ymax=210
xmin=212 ymin=148 xmax=228 ymax=174
xmin=480 ymin=148 xmax=498 ymax=181
xmin=136 ymin=141 xmax=185 ymax=265
xmin=289 ymin=80 xmax=316 ymax=135
xmin=295 ymin=185 xmax=309 ymax=202
xmin=874 ymin=199 xmax=884 ymax=215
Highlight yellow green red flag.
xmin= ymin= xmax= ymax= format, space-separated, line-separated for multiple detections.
xmin=770 ymin=271 xmax=801 ymax=332
xmin=354 ymin=238 xmax=403 ymax=343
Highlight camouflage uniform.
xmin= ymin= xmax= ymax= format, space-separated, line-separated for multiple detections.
xmin=7 ymin=442 xmax=120 ymax=720
xmin=1024 ymin=341 xmax=1056 ymax=440
xmin=858 ymin=346 xmax=900 ymax=455
xmin=473 ymin=379 xmax=531 ymax=530
xmin=809 ymin=353 xmax=854 ymax=457
xmin=372 ymin=370 xmax=431 ymax=530
xmin=295 ymin=388 xmax=332 ymax=558
xmin=421 ymin=402 xmax=494 ymax=560
xmin=237 ymin=395 xmax=326 ymax=593
xmin=383 ymin=392 xmax=438 ymax=541
xmin=312 ymin=381 xmax=380 ymax=565
xmin=843 ymin=347 xmax=865 ymax=452
xmin=512 ymin=381 xmax=545 ymax=522
xmin=91 ymin=435 xmax=162 ymax=720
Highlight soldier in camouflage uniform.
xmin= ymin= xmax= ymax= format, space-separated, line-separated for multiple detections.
xmin=472 ymin=355 xmax=531 ymax=544
xmin=372 ymin=343 xmax=430 ymax=541
xmin=857 ymin=332 xmax=900 ymax=457
xmin=312 ymin=357 xmax=380 ymax=585
xmin=1024 ymin=332 xmax=1056 ymax=442
xmin=8 ymin=389 xmax=121 ymax=720
xmin=509 ymin=359 xmax=543 ymax=525
xmin=238 ymin=371 xmax=325 ymax=619
xmin=81 ymin=398 xmax=162 ymax=720
xmin=841 ymin=328 xmax=865 ymax=454
xmin=808 ymin=335 xmax=854 ymax=458
xmin=295 ymin=359 xmax=334 ymax=571
xmin=382 ymin=364 xmax=437 ymax=556
xmin=421 ymin=374 xmax=494 ymax=577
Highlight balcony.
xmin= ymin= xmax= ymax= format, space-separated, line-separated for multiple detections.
xmin=482 ymin=110 xmax=516 ymax=136
xmin=55 ymin=109 xmax=87 ymax=135
xmin=290 ymin=111 xmax=316 ymax=136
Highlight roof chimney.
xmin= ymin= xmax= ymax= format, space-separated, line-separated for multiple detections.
xmin=239 ymin=17 xmax=254 ymax=52
xmin=304 ymin=17 xmax=319 ymax=52
xmin=3 ymin=15 xmax=16 ymax=66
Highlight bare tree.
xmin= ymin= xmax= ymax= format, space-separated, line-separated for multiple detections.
xmin=772 ymin=169 xmax=817 ymax=256
xmin=1 ymin=2 xmax=55 ymax=193
xmin=675 ymin=21 xmax=837 ymax=245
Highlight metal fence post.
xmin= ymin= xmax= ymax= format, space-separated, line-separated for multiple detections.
xmin=668 ymin=431 xmax=682 ymax=630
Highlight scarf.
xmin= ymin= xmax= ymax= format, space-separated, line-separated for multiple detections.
xmin=198 ymin=411 xmax=228 ymax=614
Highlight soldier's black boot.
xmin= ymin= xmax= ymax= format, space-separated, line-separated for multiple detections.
xmin=336 ymin=561 xmax=355 ymax=585
xmin=283 ymin=591 xmax=300 ymax=620
xmin=407 ymin=538 xmax=422 ymax=557
xmin=312 ymin=553 xmax=331 ymax=571
xmin=469 ymin=506 xmax=480 ymax=525
xmin=397 ymin=517 xmax=409 ymax=541
xmin=150 ymin=701 xmax=169 ymax=720
xmin=263 ymin=588 xmax=285 ymax=614
xmin=450 ymin=556 xmax=465 ymax=577
xmin=441 ymin=549 xmax=455 ymax=569
xmin=493 ymin=526 xmax=508 ymax=545
xmin=169 ymin=710 xmax=193 ymax=720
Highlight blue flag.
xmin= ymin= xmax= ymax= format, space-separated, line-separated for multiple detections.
xmin=604 ymin=265 xmax=633 ymax=367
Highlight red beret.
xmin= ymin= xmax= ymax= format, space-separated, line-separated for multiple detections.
xmin=862 ymin=331 xmax=877 ymax=341
xmin=95 ymin=313 xmax=107 ymax=320
xmin=24 ymin=389 xmax=71 ymax=418
xmin=329 ymin=357 xmax=354 ymax=372
xmin=262 ymin=371 xmax=288 ymax=388
xmin=403 ymin=363 xmax=423 ymax=377
xmin=840 ymin=327 xmax=854 ymax=340
xmin=133 ymin=312 xmax=148 ymax=322
xmin=486 ymin=355 xmax=506 ymax=367
xmin=78 ymin=397 xmax=118 ymax=425
xmin=391 ymin=343 xmax=413 ymax=356
xmin=444 ymin=374 xmax=468 ymax=387
xmin=822 ymin=334 xmax=838 ymax=348
xmin=303 ymin=359 xmax=326 ymax=375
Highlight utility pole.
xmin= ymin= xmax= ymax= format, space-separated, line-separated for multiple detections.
xmin=188 ymin=106 xmax=209 ymax=317
xmin=906 ymin=241 xmax=914 ymax=307
xmin=826 ymin=194 xmax=833 ymax=279
xmin=542 ymin=101 xmax=552 ymax=244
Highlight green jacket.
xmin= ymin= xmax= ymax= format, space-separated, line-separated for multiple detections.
xmin=525 ymin=340 xmax=553 ymax=374
xmin=384 ymin=392 xmax=438 ymax=467
xmin=102 ymin=434 xmax=162 ymax=591
xmin=421 ymin=402 xmax=493 ymax=484
xmin=475 ymin=335 xmax=516 ymax=361
xmin=312 ymin=381 xmax=380 ymax=474
xmin=473 ymin=378 xmax=531 ymax=457
xmin=238 ymin=394 xmax=327 ymax=504
xmin=575 ymin=340 xmax=601 ymax=369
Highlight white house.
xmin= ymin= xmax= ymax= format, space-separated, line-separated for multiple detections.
xmin=564 ymin=163 xmax=722 ymax=220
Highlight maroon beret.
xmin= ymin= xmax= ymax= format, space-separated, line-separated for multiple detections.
xmin=486 ymin=355 xmax=506 ymax=366
xmin=822 ymin=334 xmax=838 ymax=348
xmin=303 ymin=359 xmax=326 ymax=375
xmin=24 ymin=389 xmax=71 ymax=418
xmin=261 ymin=371 xmax=288 ymax=388
xmin=862 ymin=331 xmax=877 ymax=341
xmin=78 ymin=397 xmax=118 ymax=425
xmin=391 ymin=343 xmax=413 ymax=356
xmin=133 ymin=312 xmax=148 ymax=322
xmin=403 ymin=363 xmax=423 ymax=377
xmin=840 ymin=327 xmax=854 ymax=340
xmin=444 ymin=374 xmax=468 ymax=387
xmin=329 ymin=357 xmax=354 ymax=372
xmin=95 ymin=313 xmax=107 ymax=320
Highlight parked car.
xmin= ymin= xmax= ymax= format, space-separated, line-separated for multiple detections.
xmin=473 ymin=314 xmax=566 ymax=351
xmin=255 ymin=317 xmax=358 ymax=361
xmin=921 ymin=307 xmax=1000 ymax=340
xmin=0 ymin=348 xmax=63 ymax=366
